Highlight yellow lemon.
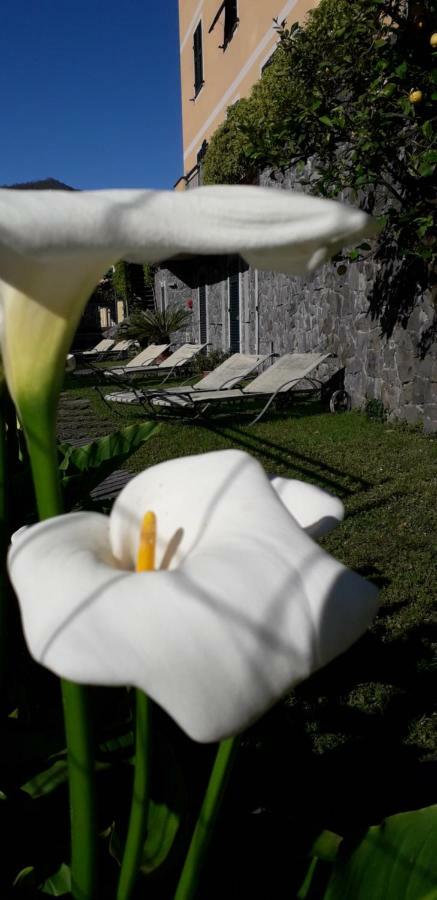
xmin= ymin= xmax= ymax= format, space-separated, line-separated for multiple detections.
xmin=409 ymin=89 xmax=423 ymax=104
xmin=430 ymin=33 xmax=437 ymax=48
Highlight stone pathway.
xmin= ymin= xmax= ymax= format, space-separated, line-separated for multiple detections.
xmin=57 ymin=393 xmax=112 ymax=446
xmin=57 ymin=392 xmax=133 ymax=500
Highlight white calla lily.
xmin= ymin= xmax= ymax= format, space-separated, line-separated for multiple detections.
xmin=0 ymin=185 xmax=376 ymax=419
xmin=8 ymin=450 xmax=378 ymax=743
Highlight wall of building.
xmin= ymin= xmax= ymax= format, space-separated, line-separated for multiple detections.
xmin=178 ymin=0 xmax=319 ymax=177
xmin=157 ymin=169 xmax=437 ymax=431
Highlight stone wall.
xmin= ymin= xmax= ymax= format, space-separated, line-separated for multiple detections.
xmin=156 ymin=172 xmax=437 ymax=432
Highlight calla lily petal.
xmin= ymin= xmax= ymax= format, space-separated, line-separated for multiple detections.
xmin=8 ymin=450 xmax=378 ymax=743
xmin=0 ymin=186 xmax=376 ymax=417
xmin=270 ymin=477 xmax=344 ymax=538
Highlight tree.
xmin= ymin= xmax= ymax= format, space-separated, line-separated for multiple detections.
xmin=203 ymin=0 xmax=436 ymax=336
xmin=113 ymin=262 xmax=155 ymax=314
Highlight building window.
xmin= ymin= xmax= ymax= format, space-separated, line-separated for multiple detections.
xmin=198 ymin=285 xmax=208 ymax=343
xmin=228 ymin=271 xmax=240 ymax=353
xmin=224 ymin=0 xmax=238 ymax=48
xmin=209 ymin=1 xmax=239 ymax=50
xmin=193 ymin=22 xmax=204 ymax=96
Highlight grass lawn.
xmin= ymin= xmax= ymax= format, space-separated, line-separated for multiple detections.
xmin=60 ymin=375 xmax=437 ymax=893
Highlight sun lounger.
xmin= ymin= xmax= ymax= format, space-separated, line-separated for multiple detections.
xmin=104 ymin=343 xmax=208 ymax=385
xmin=108 ymin=339 xmax=136 ymax=356
xmin=136 ymin=351 xmax=334 ymax=423
xmin=104 ymin=352 xmax=271 ymax=405
xmin=80 ymin=338 xmax=115 ymax=357
xmin=103 ymin=344 xmax=170 ymax=378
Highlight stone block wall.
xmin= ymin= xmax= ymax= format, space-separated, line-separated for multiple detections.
xmin=156 ymin=171 xmax=437 ymax=432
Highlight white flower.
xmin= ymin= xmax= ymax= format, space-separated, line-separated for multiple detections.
xmin=0 ymin=185 xmax=376 ymax=419
xmin=8 ymin=450 xmax=379 ymax=743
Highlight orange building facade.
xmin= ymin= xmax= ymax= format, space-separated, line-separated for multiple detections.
xmin=176 ymin=0 xmax=319 ymax=187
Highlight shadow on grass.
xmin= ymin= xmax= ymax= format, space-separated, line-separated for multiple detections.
xmin=201 ymin=622 xmax=437 ymax=898
xmin=194 ymin=416 xmax=373 ymax=499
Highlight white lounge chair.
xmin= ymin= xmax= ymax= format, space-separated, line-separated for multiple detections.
xmin=108 ymin=339 xmax=136 ymax=356
xmin=104 ymin=342 xmax=208 ymax=385
xmin=103 ymin=344 xmax=170 ymax=378
xmin=137 ymin=351 xmax=335 ymax=424
xmin=105 ymin=352 xmax=271 ymax=405
xmin=81 ymin=338 xmax=115 ymax=356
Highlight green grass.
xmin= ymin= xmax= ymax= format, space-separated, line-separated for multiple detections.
xmin=61 ymin=377 xmax=437 ymax=828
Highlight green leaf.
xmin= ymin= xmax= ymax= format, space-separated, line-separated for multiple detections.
xmin=298 ymin=858 xmax=333 ymax=899
xmin=110 ymin=799 xmax=180 ymax=875
xmin=98 ymin=730 xmax=134 ymax=757
xmin=324 ymin=805 xmax=437 ymax=899
xmin=395 ymin=62 xmax=407 ymax=78
xmin=140 ymin=799 xmax=181 ymax=874
xmin=13 ymin=864 xmax=71 ymax=896
xmin=312 ymin=830 xmax=342 ymax=862
xmin=13 ymin=866 xmax=38 ymax=889
xmin=111 ymin=730 xmax=187 ymax=875
xmin=21 ymin=760 xmax=69 ymax=799
xmin=21 ymin=759 xmax=110 ymax=799
xmin=40 ymin=863 xmax=71 ymax=896
xmin=58 ymin=421 xmax=159 ymax=474
xmin=379 ymin=83 xmax=396 ymax=98
xmin=418 ymin=163 xmax=435 ymax=178
xmin=319 ymin=115 xmax=334 ymax=127
xmin=422 ymin=120 xmax=433 ymax=140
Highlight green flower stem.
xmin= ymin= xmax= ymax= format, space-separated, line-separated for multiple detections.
xmin=61 ymin=680 xmax=98 ymax=900
xmin=24 ymin=407 xmax=97 ymax=900
xmin=174 ymin=737 xmax=239 ymax=900
xmin=24 ymin=411 xmax=63 ymax=520
xmin=117 ymin=690 xmax=151 ymax=900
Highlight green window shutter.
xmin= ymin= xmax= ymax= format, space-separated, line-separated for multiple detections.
xmin=193 ymin=23 xmax=203 ymax=94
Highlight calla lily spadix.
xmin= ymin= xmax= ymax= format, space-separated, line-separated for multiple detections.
xmin=8 ymin=450 xmax=379 ymax=744
xmin=0 ymin=185 xmax=377 ymax=421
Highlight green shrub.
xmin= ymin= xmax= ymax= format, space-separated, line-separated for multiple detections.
xmin=117 ymin=307 xmax=193 ymax=346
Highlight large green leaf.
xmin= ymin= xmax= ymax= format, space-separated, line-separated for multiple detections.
xmin=324 ymin=805 xmax=437 ymax=899
xmin=58 ymin=421 xmax=159 ymax=474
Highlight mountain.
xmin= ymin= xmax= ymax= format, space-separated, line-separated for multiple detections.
xmin=3 ymin=178 xmax=76 ymax=190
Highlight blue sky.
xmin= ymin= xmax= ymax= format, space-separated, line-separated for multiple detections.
xmin=0 ymin=0 xmax=183 ymax=190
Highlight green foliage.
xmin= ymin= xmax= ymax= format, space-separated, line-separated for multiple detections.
xmin=13 ymin=863 xmax=71 ymax=895
xmin=58 ymin=421 xmax=159 ymax=509
xmin=143 ymin=263 xmax=155 ymax=288
xmin=300 ymin=805 xmax=437 ymax=899
xmin=365 ymin=398 xmax=387 ymax=421
xmin=117 ymin=306 xmax=193 ymax=346
xmin=203 ymin=0 xmax=436 ymax=282
xmin=58 ymin=422 xmax=158 ymax=475
xmin=113 ymin=261 xmax=155 ymax=311
xmin=192 ymin=348 xmax=230 ymax=374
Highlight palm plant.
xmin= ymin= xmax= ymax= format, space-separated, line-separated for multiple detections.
xmin=117 ymin=306 xmax=193 ymax=347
